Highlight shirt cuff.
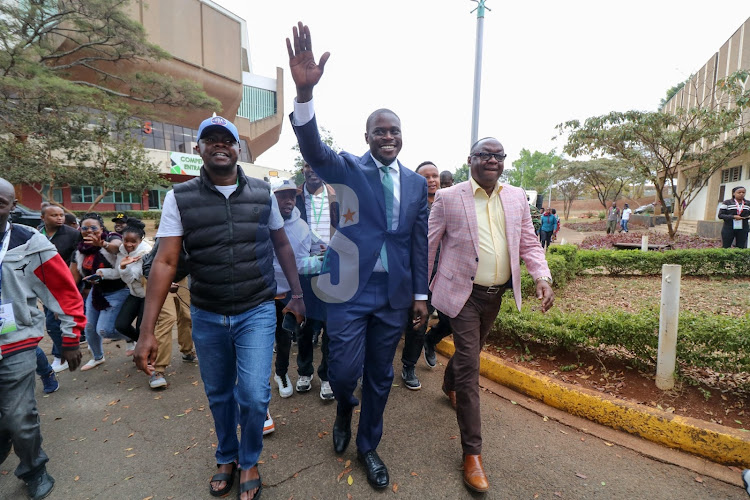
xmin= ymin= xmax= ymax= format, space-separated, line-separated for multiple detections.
xmin=414 ymin=294 xmax=428 ymax=301
xmin=292 ymin=97 xmax=315 ymax=126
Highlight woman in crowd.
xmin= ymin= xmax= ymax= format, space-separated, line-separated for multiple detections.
xmin=718 ymin=186 xmax=749 ymax=248
xmin=70 ymin=213 xmax=128 ymax=371
xmin=539 ymin=208 xmax=557 ymax=250
xmin=97 ymin=218 xmax=152 ymax=356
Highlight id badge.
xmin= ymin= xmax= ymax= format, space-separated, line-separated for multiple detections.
xmin=734 ymin=219 xmax=743 ymax=230
xmin=0 ymin=302 xmax=18 ymax=335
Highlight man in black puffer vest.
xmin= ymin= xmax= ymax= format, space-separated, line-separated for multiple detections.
xmin=135 ymin=116 xmax=305 ymax=500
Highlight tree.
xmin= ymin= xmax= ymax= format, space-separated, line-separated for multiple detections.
xmin=559 ymin=70 xmax=750 ymax=240
xmin=564 ymin=158 xmax=634 ymax=210
xmin=0 ymin=0 xmax=220 ymax=209
xmin=452 ymin=163 xmax=470 ymax=183
xmin=504 ymin=149 xmax=561 ymax=193
xmin=659 ymin=77 xmax=690 ymax=110
xmin=548 ymin=162 xmax=584 ymax=220
xmin=292 ymin=127 xmax=339 ymax=185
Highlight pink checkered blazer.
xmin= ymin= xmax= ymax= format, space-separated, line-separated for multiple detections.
xmin=427 ymin=181 xmax=551 ymax=318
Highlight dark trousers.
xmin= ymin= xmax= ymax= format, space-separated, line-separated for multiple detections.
xmin=401 ymin=301 xmax=451 ymax=368
xmin=43 ymin=306 xmax=62 ymax=358
xmin=326 ymin=273 xmax=408 ymax=453
xmin=115 ymin=294 xmax=144 ymax=342
xmin=297 ymin=318 xmax=329 ymax=381
xmin=274 ymin=298 xmax=293 ymax=378
xmin=721 ymin=226 xmax=749 ymax=248
xmin=0 ymin=350 xmax=49 ymax=481
xmin=444 ymin=284 xmax=505 ymax=455
xmin=540 ymin=230 xmax=553 ymax=249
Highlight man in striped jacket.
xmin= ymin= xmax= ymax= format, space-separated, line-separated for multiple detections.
xmin=0 ymin=178 xmax=85 ymax=500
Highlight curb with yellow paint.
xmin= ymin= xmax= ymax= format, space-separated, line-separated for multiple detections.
xmin=436 ymin=340 xmax=750 ymax=467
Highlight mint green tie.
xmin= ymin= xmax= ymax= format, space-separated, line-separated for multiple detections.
xmin=379 ymin=165 xmax=393 ymax=272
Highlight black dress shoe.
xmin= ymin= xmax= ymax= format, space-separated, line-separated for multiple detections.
xmin=357 ymin=449 xmax=389 ymax=489
xmin=333 ymin=406 xmax=352 ymax=454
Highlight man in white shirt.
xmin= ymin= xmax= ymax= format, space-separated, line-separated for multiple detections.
xmin=135 ymin=116 xmax=305 ymax=500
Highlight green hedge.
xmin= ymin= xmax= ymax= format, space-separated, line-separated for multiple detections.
xmin=74 ymin=210 xmax=162 ymax=221
xmin=576 ymin=248 xmax=750 ymax=276
xmin=491 ymin=304 xmax=750 ymax=383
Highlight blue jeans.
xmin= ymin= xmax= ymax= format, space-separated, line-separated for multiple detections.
xmin=84 ymin=287 xmax=130 ymax=360
xmin=190 ymin=301 xmax=276 ymax=470
xmin=44 ymin=306 xmax=62 ymax=359
xmin=34 ymin=347 xmax=53 ymax=377
xmin=621 ymin=219 xmax=629 ymax=232
xmin=0 ymin=350 xmax=49 ymax=481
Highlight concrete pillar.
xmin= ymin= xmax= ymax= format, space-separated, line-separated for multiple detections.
xmin=641 ymin=235 xmax=649 ymax=252
xmin=656 ymin=264 xmax=681 ymax=390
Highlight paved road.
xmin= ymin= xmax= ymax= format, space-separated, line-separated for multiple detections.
xmin=1 ymin=336 xmax=745 ymax=499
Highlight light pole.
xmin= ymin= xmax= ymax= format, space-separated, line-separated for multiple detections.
xmin=470 ymin=0 xmax=490 ymax=148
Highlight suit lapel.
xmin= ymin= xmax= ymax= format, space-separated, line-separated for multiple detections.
xmin=459 ymin=182 xmax=481 ymax=257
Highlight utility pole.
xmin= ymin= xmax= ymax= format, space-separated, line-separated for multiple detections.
xmin=470 ymin=0 xmax=490 ymax=148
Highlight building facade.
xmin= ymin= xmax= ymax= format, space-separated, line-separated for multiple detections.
xmin=662 ymin=16 xmax=750 ymax=224
xmin=17 ymin=0 xmax=290 ymax=213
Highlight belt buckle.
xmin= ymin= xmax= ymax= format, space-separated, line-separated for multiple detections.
xmin=486 ymin=285 xmax=501 ymax=294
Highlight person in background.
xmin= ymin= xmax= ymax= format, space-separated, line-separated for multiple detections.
xmin=440 ymin=170 xmax=454 ymax=189
xmin=64 ymin=213 xmax=79 ymax=230
xmin=400 ymin=161 xmax=450 ymax=389
xmin=606 ymin=202 xmax=620 ymax=234
xmin=539 ymin=208 xmax=557 ymax=250
xmin=111 ymin=213 xmax=128 ymax=236
xmin=294 ymin=163 xmax=337 ymax=400
xmin=38 ymin=204 xmax=81 ymax=373
xmin=619 ymin=204 xmax=632 ymax=233
xmin=0 ymin=178 xmax=85 ymax=500
xmin=551 ymin=208 xmax=561 ymax=241
xmin=271 ymin=179 xmax=323 ymax=400
xmin=141 ymin=239 xmax=195 ymax=390
xmin=718 ymin=186 xmax=749 ymax=248
xmin=97 ymin=218 xmax=151 ymax=356
xmin=70 ymin=213 xmax=127 ymax=371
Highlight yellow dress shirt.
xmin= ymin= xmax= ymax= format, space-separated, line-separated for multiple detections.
xmin=470 ymin=177 xmax=511 ymax=287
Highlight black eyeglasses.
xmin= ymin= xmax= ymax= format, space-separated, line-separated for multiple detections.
xmin=472 ymin=152 xmax=507 ymax=162
xmin=80 ymin=225 xmax=100 ymax=232
xmin=201 ymin=136 xmax=237 ymax=146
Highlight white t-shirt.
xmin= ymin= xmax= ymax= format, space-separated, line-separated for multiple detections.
xmin=621 ymin=208 xmax=632 ymax=220
xmin=157 ymin=184 xmax=283 ymax=237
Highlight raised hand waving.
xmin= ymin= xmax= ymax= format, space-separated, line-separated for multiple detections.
xmin=286 ymin=22 xmax=330 ymax=102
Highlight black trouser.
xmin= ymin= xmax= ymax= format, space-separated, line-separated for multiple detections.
xmin=274 ymin=298 xmax=293 ymax=378
xmin=115 ymin=294 xmax=144 ymax=342
xmin=540 ymin=230 xmax=553 ymax=249
xmin=296 ymin=318 xmax=329 ymax=381
xmin=721 ymin=225 xmax=749 ymax=249
xmin=401 ymin=301 xmax=452 ymax=368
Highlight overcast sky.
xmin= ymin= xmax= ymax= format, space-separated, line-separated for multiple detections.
xmin=219 ymin=0 xmax=750 ymax=175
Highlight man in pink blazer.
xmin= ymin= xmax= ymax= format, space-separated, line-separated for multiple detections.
xmin=427 ymin=137 xmax=554 ymax=493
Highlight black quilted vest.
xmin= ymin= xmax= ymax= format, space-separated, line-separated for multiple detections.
xmin=173 ymin=166 xmax=276 ymax=316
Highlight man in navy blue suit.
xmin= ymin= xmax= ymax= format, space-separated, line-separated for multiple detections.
xmin=287 ymin=22 xmax=429 ymax=490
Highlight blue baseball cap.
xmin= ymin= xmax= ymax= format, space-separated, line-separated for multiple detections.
xmin=197 ymin=116 xmax=240 ymax=143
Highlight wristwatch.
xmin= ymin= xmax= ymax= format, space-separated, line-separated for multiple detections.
xmin=536 ymin=276 xmax=553 ymax=285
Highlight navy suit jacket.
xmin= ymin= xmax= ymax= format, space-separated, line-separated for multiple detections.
xmin=292 ymin=114 xmax=428 ymax=309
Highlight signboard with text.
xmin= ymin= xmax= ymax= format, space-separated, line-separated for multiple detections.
xmin=169 ymin=152 xmax=202 ymax=176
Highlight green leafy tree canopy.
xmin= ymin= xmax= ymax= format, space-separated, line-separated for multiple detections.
xmin=292 ymin=127 xmax=339 ymax=185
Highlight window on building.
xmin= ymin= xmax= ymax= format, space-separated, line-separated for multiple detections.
xmin=70 ymin=186 xmax=114 ymax=204
xmin=721 ymin=166 xmax=742 ymax=183
xmin=40 ymin=185 xmax=64 ymax=203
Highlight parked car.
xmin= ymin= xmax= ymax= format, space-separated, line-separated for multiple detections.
xmin=634 ymin=203 xmax=655 ymax=214
xmin=11 ymin=203 xmax=42 ymax=228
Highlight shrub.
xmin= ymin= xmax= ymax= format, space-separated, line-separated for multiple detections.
xmin=491 ymin=304 xmax=750 ymax=388
xmin=597 ymin=211 xmax=606 ymax=220
xmin=576 ymin=248 xmax=750 ymax=276
xmin=579 ymin=232 xmax=720 ymax=250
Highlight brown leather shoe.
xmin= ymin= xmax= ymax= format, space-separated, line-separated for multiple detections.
xmin=463 ymin=454 xmax=489 ymax=493
xmin=442 ymin=383 xmax=457 ymax=410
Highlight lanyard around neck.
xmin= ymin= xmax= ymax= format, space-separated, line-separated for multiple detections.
xmin=309 ymin=188 xmax=326 ymax=227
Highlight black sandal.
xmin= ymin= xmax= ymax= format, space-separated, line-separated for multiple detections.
xmin=209 ymin=461 xmax=237 ymax=497
xmin=237 ymin=474 xmax=262 ymax=500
